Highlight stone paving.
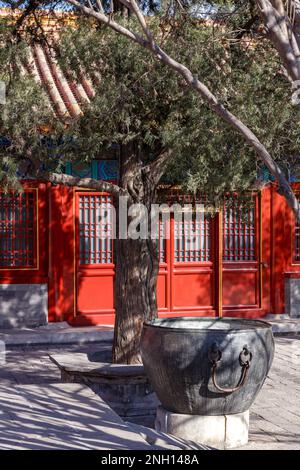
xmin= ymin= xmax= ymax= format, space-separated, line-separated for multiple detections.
xmin=0 ymin=336 xmax=299 ymax=450
xmin=0 ymin=383 xmax=154 ymax=450
xmin=240 ymin=334 xmax=300 ymax=450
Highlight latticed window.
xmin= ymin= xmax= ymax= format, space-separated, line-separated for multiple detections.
xmin=0 ymin=191 xmax=36 ymax=267
xmin=159 ymin=218 xmax=167 ymax=263
xmin=223 ymin=198 xmax=256 ymax=261
xmin=79 ymin=194 xmax=114 ymax=264
xmin=294 ymin=222 xmax=300 ymax=262
xmin=174 ymin=212 xmax=211 ymax=262
xmin=293 ymin=192 xmax=300 ymax=262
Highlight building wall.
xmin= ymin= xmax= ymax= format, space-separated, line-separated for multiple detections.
xmin=0 ymin=182 xmax=49 ymax=328
xmin=46 ymin=183 xmax=300 ymax=324
xmin=0 ymin=181 xmax=300 ymax=327
xmin=0 ymin=284 xmax=47 ymax=328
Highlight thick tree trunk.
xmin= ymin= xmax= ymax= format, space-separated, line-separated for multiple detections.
xmin=112 ymin=143 xmax=160 ymax=364
xmin=113 ymin=236 xmax=159 ymax=364
xmin=47 ymin=146 xmax=171 ymax=365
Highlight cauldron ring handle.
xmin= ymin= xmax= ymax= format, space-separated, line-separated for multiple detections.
xmin=208 ymin=344 xmax=253 ymax=394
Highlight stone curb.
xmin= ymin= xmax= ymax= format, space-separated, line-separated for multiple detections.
xmin=266 ymin=317 xmax=300 ymax=335
xmin=0 ymin=318 xmax=299 ymax=348
xmin=0 ymin=324 xmax=114 ymax=347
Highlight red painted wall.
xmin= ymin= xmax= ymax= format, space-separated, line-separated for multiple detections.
xmin=0 ymin=181 xmax=49 ymax=286
xmin=1 ymin=182 xmax=299 ymax=325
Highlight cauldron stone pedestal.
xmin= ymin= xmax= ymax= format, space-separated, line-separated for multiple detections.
xmin=141 ymin=317 xmax=275 ymax=449
xmin=155 ymin=406 xmax=249 ymax=449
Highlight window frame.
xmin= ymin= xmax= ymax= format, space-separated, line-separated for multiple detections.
xmin=222 ymin=196 xmax=258 ymax=263
xmin=0 ymin=189 xmax=38 ymax=270
xmin=78 ymin=193 xmax=115 ymax=266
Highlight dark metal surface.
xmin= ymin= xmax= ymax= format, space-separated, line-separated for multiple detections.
xmin=209 ymin=345 xmax=252 ymax=393
xmin=141 ymin=317 xmax=275 ymax=415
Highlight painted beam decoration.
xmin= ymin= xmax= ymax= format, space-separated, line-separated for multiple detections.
xmin=65 ymin=159 xmax=119 ymax=180
xmin=0 ymin=136 xmax=10 ymax=147
xmin=97 ymin=160 xmax=119 ymax=181
xmin=260 ymin=165 xmax=300 ymax=183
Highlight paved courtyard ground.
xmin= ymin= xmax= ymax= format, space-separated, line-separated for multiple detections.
xmin=0 ymin=334 xmax=299 ymax=450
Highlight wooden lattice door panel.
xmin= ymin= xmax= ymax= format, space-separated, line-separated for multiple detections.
xmin=78 ymin=194 xmax=114 ymax=265
xmin=173 ymin=214 xmax=211 ymax=262
xmin=157 ymin=217 xmax=170 ymax=311
xmin=74 ymin=191 xmax=263 ymax=323
xmin=222 ymin=196 xmax=261 ymax=310
xmin=168 ymin=212 xmax=216 ymax=313
xmin=75 ymin=192 xmax=115 ymax=323
xmin=294 ymin=223 xmax=300 ymax=262
xmin=293 ymin=192 xmax=300 ymax=262
xmin=223 ymin=198 xmax=256 ymax=262
xmin=0 ymin=190 xmax=37 ymax=268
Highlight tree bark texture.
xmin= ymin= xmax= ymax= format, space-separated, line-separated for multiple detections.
xmin=112 ymin=143 xmax=160 ymax=364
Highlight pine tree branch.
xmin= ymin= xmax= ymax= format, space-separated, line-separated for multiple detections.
xmin=119 ymin=0 xmax=155 ymax=50
xmin=257 ymin=0 xmax=300 ymax=80
xmin=46 ymin=172 xmax=127 ymax=198
xmin=64 ymin=0 xmax=300 ymax=219
xmin=66 ymin=0 xmax=148 ymax=46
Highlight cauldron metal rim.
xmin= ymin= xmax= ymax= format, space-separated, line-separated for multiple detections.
xmin=142 ymin=316 xmax=272 ymax=334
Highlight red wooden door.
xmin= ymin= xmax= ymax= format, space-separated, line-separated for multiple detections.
xmin=75 ymin=192 xmax=115 ymax=324
xmin=73 ymin=192 xmax=264 ymax=324
xmin=158 ymin=211 xmax=217 ymax=316
xmin=222 ymin=195 xmax=262 ymax=316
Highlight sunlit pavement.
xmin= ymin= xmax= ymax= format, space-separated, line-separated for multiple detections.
xmin=0 ymin=336 xmax=299 ymax=450
xmin=240 ymin=334 xmax=300 ymax=449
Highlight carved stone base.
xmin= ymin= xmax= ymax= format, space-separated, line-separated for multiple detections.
xmin=155 ymin=405 xmax=249 ymax=449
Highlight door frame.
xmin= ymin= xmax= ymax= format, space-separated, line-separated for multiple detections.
xmin=71 ymin=190 xmax=267 ymax=323
xmin=221 ymin=192 xmax=266 ymax=317
xmin=74 ymin=190 xmax=115 ymax=324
